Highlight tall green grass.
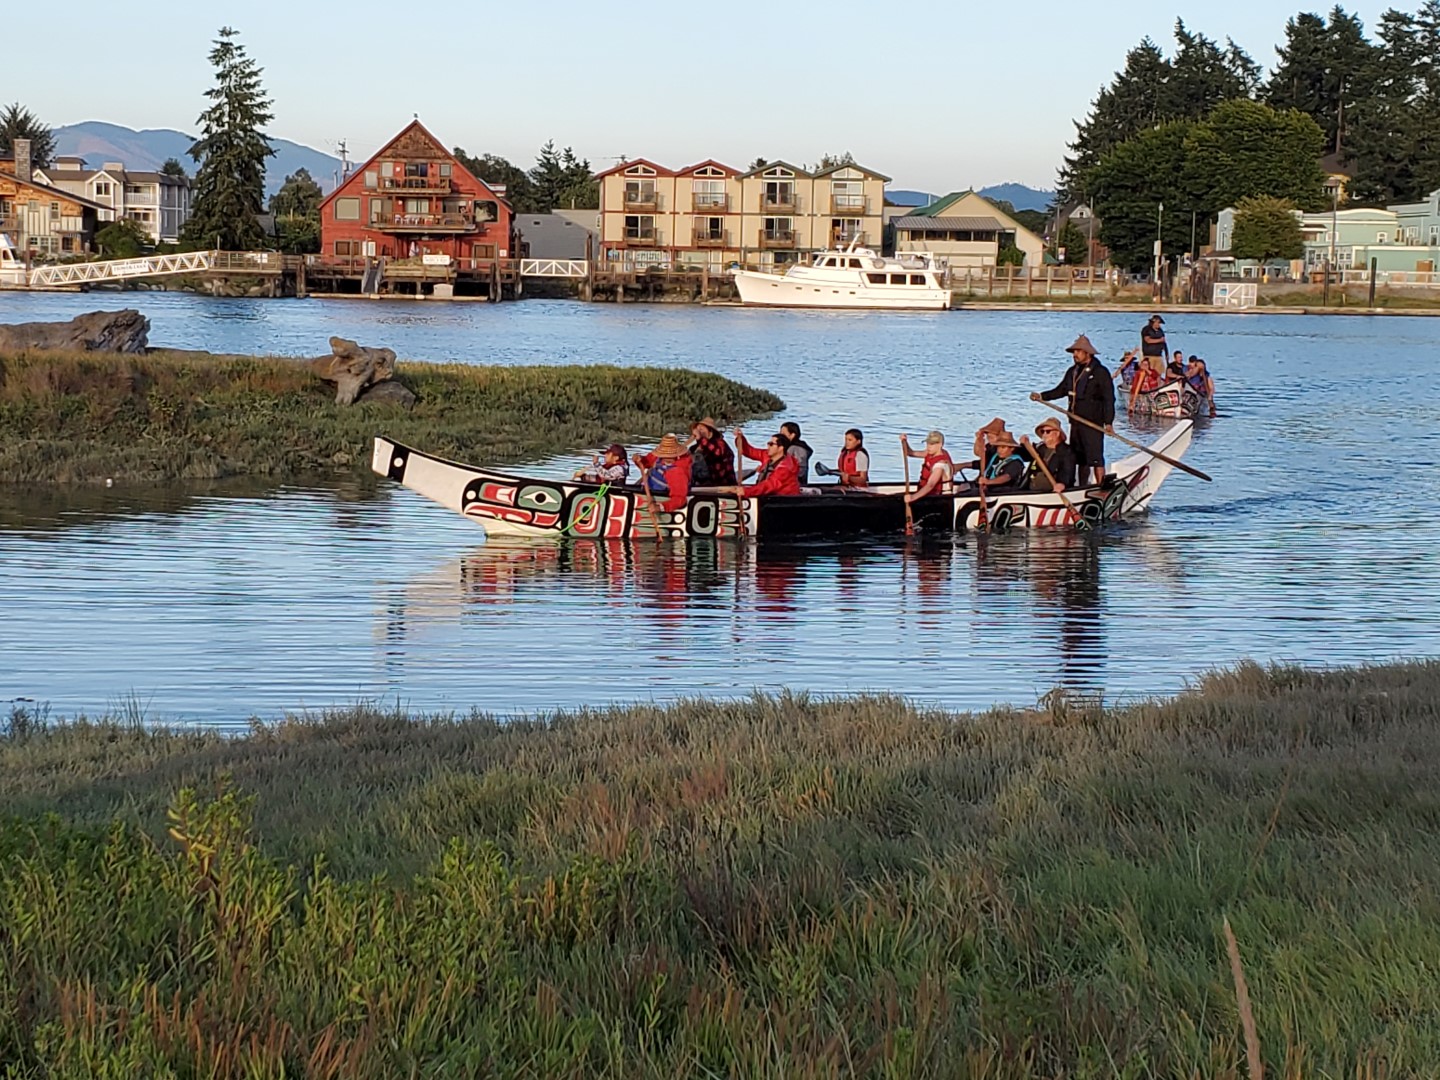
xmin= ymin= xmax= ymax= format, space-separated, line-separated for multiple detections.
xmin=0 ymin=350 xmax=784 ymax=483
xmin=2 ymin=660 xmax=1438 ymax=1076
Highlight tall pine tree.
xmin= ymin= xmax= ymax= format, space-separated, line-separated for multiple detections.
xmin=1266 ymin=7 xmax=1378 ymax=158
xmin=1347 ymin=3 xmax=1440 ymax=202
xmin=182 ymin=27 xmax=275 ymax=251
xmin=1059 ymin=39 xmax=1171 ymax=200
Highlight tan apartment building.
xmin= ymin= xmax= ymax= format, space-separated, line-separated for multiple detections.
xmin=596 ymin=157 xmax=888 ymax=269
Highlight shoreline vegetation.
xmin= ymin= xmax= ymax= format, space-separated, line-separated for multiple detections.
xmin=0 ymin=349 xmax=784 ymax=484
xmin=3 ymin=659 xmax=1440 ymax=1075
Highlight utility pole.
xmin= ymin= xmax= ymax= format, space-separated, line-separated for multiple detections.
xmin=1325 ymin=186 xmax=1338 ymax=306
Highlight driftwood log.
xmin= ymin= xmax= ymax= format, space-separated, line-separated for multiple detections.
xmin=309 ymin=336 xmax=400 ymax=405
xmin=0 ymin=309 xmax=150 ymax=353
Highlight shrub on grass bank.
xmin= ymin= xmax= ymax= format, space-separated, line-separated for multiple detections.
xmin=0 ymin=350 xmax=783 ymax=484
xmin=3 ymin=660 xmax=1440 ymax=1075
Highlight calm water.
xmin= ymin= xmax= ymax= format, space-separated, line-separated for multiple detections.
xmin=3 ymin=291 xmax=1439 ymax=725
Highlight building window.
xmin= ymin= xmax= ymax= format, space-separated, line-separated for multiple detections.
xmin=1377 ymin=232 xmax=1388 ymax=243
xmin=471 ymin=243 xmax=497 ymax=259
xmin=693 ymin=179 xmax=725 ymax=210
xmin=763 ymin=216 xmax=793 ymax=242
xmin=624 ymin=215 xmax=655 ymax=242
xmin=334 ymin=240 xmax=355 ymax=256
xmin=473 ymin=200 xmax=497 ymax=223
xmin=439 ymin=163 xmax=452 ymax=178
xmin=762 ymin=182 xmax=794 ymax=209
xmin=95 ymin=182 xmax=112 ymax=197
xmin=335 ymin=197 xmax=361 ymax=220
xmin=380 ymin=162 xmax=394 ymax=177
xmin=50 ymin=202 xmax=60 ymax=220
xmin=364 ymin=171 xmax=378 ymax=189
xmin=831 ymin=180 xmax=863 ymax=212
xmin=624 ymin=181 xmax=656 ymax=208
xmin=1430 ymin=226 xmax=1439 ymax=245
xmin=404 ymin=198 xmax=430 ymax=215
xmin=61 ymin=236 xmax=76 ymax=253
xmin=695 ymin=216 xmax=723 ymax=241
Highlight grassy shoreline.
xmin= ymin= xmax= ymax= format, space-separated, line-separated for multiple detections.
xmin=3 ymin=659 xmax=1439 ymax=1076
xmin=0 ymin=349 xmax=783 ymax=484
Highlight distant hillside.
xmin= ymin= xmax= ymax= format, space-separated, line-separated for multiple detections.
xmin=53 ymin=122 xmax=342 ymax=197
xmin=978 ymin=183 xmax=1054 ymax=212
xmin=886 ymin=189 xmax=937 ymax=207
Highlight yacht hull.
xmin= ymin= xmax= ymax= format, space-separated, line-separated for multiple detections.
xmin=732 ymin=269 xmax=951 ymax=310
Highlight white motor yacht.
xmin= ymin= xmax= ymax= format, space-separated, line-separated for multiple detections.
xmin=0 ymin=233 xmax=26 ymax=288
xmin=731 ymin=243 xmax=950 ymax=310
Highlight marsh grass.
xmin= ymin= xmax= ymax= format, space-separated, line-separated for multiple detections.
xmin=0 ymin=349 xmax=784 ymax=483
xmin=3 ymin=660 xmax=1440 ymax=1076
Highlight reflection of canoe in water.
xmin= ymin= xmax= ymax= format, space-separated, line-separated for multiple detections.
xmin=372 ymin=421 xmax=1194 ymax=539
xmin=1123 ymin=379 xmax=1210 ymax=419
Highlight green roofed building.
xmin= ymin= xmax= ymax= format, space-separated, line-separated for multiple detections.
xmin=890 ymin=190 xmax=1045 ymax=269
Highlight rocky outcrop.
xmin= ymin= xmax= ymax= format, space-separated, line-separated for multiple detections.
xmin=309 ymin=336 xmax=398 ymax=405
xmin=0 ymin=309 xmax=150 ymax=354
xmin=355 ymin=380 xmax=417 ymax=409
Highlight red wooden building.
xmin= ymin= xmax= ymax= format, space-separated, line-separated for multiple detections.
xmin=319 ymin=120 xmax=513 ymax=271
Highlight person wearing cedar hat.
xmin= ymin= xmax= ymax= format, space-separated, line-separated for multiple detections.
xmin=1032 ymin=334 xmax=1116 ymax=487
xmin=633 ymin=434 xmax=693 ymax=513
xmin=1020 ymin=417 xmax=1078 ymax=492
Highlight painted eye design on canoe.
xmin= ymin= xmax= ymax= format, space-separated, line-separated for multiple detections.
xmin=516 ymin=484 xmax=564 ymax=512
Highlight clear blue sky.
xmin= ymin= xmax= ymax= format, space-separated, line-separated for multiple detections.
xmin=11 ymin=0 xmax=1393 ymax=192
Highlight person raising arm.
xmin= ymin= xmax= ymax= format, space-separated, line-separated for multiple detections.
xmin=900 ymin=430 xmax=954 ymax=503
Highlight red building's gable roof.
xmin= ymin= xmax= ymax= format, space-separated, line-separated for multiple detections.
xmin=321 ymin=119 xmax=510 ymax=209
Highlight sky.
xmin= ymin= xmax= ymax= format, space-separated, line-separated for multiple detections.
xmin=8 ymin=0 xmax=1397 ymax=193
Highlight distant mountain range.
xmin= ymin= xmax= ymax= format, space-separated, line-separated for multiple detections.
xmin=52 ymin=122 xmax=342 ymax=197
xmin=978 ymin=183 xmax=1054 ymax=212
xmin=890 ymin=184 xmax=1054 ymax=212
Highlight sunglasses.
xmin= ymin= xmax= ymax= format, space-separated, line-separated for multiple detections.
xmin=767 ymin=440 xmax=779 ymax=447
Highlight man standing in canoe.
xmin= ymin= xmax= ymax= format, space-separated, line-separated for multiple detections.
xmin=1032 ymin=335 xmax=1116 ymax=487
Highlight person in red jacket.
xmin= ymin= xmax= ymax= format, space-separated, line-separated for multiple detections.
xmin=731 ymin=430 xmax=802 ymax=497
xmin=633 ymin=433 xmax=693 ymax=513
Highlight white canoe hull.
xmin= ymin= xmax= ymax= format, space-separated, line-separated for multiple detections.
xmin=732 ymin=269 xmax=951 ymax=310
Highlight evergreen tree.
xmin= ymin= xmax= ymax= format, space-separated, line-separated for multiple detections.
xmin=1347 ymin=3 xmax=1440 ymax=202
xmin=182 ymin=27 xmax=275 ymax=251
xmin=1266 ymin=6 xmax=1378 ymax=158
xmin=452 ymin=147 xmax=535 ymax=212
xmin=0 ymin=102 xmax=56 ymax=168
xmin=527 ymin=141 xmax=597 ymax=211
xmin=1055 ymin=221 xmax=1090 ymax=265
xmin=95 ymin=219 xmax=152 ymax=259
xmin=1059 ymin=38 xmax=1172 ymax=199
xmin=1230 ymin=196 xmax=1305 ymax=261
xmin=160 ymin=158 xmax=188 ymax=179
xmin=1165 ymin=21 xmax=1258 ymax=119
xmin=267 ymin=168 xmax=323 ymax=254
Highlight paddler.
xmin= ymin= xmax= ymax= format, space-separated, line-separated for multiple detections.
xmin=1032 ymin=334 xmax=1116 ymax=487
xmin=633 ymin=434 xmax=692 ymax=513
xmin=900 ymin=430 xmax=954 ymax=503
xmin=729 ymin=429 xmax=802 ymax=496
xmin=813 ymin=428 xmax=870 ymax=487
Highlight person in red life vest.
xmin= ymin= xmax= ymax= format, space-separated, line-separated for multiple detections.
xmin=633 ymin=433 xmax=693 ymax=513
xmin=687 ymin=417 xmax=737 ymax=486
xmin=899 ymin=430 xmax=954 ymax=503
xmin=729 ymin=429 xmax=802 ymax=496
xmin=814 ymin=428 xmax=870 ymax=487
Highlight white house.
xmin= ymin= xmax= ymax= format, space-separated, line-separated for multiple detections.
xmin=33 ymin=157 xmax=192 ymax=244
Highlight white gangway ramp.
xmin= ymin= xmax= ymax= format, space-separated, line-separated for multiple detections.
xmin=519 ymin=259 xmax=588 ymax=278
xmin=1212 ymin=282 xmax=1258 ymax=309
xmin=26 ymin=250 xmax=284 ymax=288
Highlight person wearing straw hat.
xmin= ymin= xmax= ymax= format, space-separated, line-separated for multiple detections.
xmin=633 ymin=434 xmax=693 ymax=513
xmin=1021 ymin=418 xmax=1077 ymax=492
xmin=688 ymin=418 xmax=737 ymax=486
xmin=957 ymin=429 xmax=1028 ymax=494
xmin=1032 ymin=334 xmax=1115 ymax=487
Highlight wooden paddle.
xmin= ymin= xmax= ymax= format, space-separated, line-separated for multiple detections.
xmin=1023 ymin=437 xmax=1090 ymax=531
xmin=973 ymin=445 xmax=991 ymax=533
xmin=1031 ymin=397 xmax=1213 ymax=482
xmin=898 ymin=436 xmax=917 ymax=535
xmin=636 ymin=465 xmax=664 ymax=538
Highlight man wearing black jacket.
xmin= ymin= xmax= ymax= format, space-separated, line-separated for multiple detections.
xmin=1031 ymin=334 xmax=1116 ymax=486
